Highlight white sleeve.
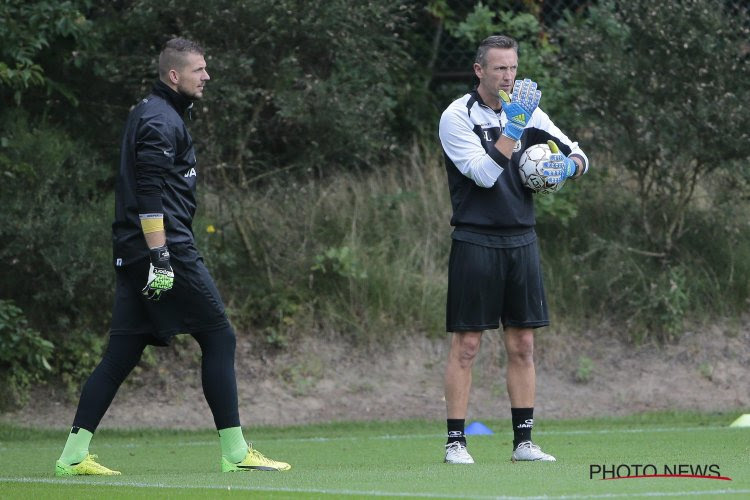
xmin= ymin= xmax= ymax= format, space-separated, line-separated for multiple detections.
xmin=439 ymin=106 xmax=505 ymax=188
xmin=530 ymin=108 xmax=590 ymax=175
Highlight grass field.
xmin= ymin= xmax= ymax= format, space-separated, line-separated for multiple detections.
xmin=1 ymin=412 xmax=748 ymax=499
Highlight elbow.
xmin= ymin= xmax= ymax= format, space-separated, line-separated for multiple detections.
xmin=474 ymin=177 xmax=496 ymax=188
xmin=465 ymin=159 xmax=502 ymax=188
xmin=470 ymin=167 xmax=501 ymax=188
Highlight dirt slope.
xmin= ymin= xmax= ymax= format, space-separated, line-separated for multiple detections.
xmin=3 ymin=317 xmax=749 ymax=429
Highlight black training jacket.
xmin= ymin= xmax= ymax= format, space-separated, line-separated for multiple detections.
xmin=112 ymin=80 xmax=198 ymax=267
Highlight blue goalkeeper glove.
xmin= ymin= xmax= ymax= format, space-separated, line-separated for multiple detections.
xmin=142 ymin=245 xmax=174 ymax=301
xmin=543 ymin=140 xmax=577 ymax=185
xmin=499 ymin=78 xmax=542 ymax=142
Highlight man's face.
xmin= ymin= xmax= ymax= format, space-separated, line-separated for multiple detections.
xmin=474 ymin=47 xmax=518 ymax=102
xmin=175 ymin=52 xmax=210 ymax=100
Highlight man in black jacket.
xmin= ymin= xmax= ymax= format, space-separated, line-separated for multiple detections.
xmin=55 ymin=38 xmax=291 ymax=476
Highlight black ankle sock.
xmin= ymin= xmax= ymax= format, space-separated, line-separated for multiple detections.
xmin=447 ymin=419 xmax=466 ymax=444
xmin=511 ymin=407 xmax=534 ymax=448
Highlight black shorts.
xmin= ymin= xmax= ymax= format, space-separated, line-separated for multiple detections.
xmin=446 ymin=239 xmax=549 ymax=332
xmin=110 ymin=243 xmax=230 ymax=345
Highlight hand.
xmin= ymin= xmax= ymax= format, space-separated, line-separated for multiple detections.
xmin=543 ymin=140 xmax=577 ymax=184
xmin=142 ymin=245 xmax=174 ymax=301
xmin=499 ymin=78 xmax=542 ymax=142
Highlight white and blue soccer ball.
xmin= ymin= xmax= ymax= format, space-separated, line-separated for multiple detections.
xmin=517 ymin=143 xmax=565 ymax=196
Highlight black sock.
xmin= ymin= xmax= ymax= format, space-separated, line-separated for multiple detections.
xmin=447 ymin=419 xmax=466 ymax=445
xmin=511 ymin=407 xmax=534 ymax=449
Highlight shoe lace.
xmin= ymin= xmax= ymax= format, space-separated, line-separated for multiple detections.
xmin=80 ymin=454 xmax=112 ymax=472
xmin=446 ymin=441 xmax=470 ymax=457
xmin=247 ymin=445 xmax=275 ymax=466
xmin=516 ymin=441 xmax=540 ymax=451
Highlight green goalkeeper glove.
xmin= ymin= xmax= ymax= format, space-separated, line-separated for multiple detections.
xmin=499 ymin=78 xmax=542 ymax=142
xmin=142 ymin=245 xmax=174 ymax=301
xmin=543 ymin=140 xmax=578 ymax=184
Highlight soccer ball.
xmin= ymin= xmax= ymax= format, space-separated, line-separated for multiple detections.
xmin=517 ymin=143 xmax=565 ymax=196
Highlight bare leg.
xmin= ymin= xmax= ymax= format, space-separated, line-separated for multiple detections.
xmin=444 ymin=331 xmax=483 ymax=418
xmin=503 ymin=327 xmax=535 ymax=407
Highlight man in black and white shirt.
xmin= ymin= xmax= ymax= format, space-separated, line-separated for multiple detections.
xmin=438 ymin=35 xmax=589 ymax=464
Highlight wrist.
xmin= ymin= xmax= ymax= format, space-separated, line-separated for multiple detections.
xmin=502 ymin=122 xmax=523 ymax=142
xmin=148 ymin=245 xmax=171 ymax=269
xmin=564 ymin=158 xmax=577 ymax=179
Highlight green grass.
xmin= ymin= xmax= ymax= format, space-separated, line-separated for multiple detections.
xmin=1 ymin=412 xmax=748 ymax=499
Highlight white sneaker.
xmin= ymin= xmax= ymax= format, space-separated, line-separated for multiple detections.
xmin=511 ymin=441 xmax=556 ymax=462
xmin=444 ymin=441 xmax=474 ymax=464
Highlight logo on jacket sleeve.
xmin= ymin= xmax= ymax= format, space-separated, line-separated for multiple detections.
xmin=184 ymin=167 xmax=197 ymax=178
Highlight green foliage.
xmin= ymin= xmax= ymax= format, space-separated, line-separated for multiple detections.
xmin=698 ymin=362 xmax=713 ymax=380
xmin=0 ymin=0 xmax=746 ymax=364
xmin=539 ymin=166 xmax=750 ymax=342
xmin=52 ymin=331 xmax=106 ymax=399
xmin=628 ymin=267 xmax=689 ymax=343
xmin=200 ymin=141 xmax=449 ymax=342
xmin=312 ymin=246 xmax=368 ymax=281
xmin=75 ymin=0 xmax=416 ymax=181
xmin=0 ymin=110 xmax=112 ymax=343
xmin=0 ymin=0 xmax=94 ymax=104
xmin=575 ymin=356 xmax=594 ymax=383
xmin=0 ymin=300 xmax=54 ymax=409
xmin=534 ymin=185 xmax=579 ymax=227
xmin=429 ymin=0 xmax=566 ymax=116
xmin=532 ymin=0 xmax=750 ymax=341
xmin=556 ymin=0 xmax=750 ymax=255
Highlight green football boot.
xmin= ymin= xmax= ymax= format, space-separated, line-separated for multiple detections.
xmin=221 ymin=444 xmax=291 ymax=472
xmin=55 ymin=454 xmax=121 ymax=476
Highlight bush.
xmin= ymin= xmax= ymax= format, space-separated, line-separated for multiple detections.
xmin=537 ymin=163 xmax=750 ymax=342
xmin=532 ymin=0 xmax=750 ymax=341
xmin=196 ymin=141 xmax=451 ymax=343
xmin=0 ymin=0 xmax=94 ymax=103
xmin=70 ymin=0 xmax=417 ymax=183
xmin=0 ymin=300 xmax=54 ymax=409
xmin=426 ymin=0 xmax=570 ymax=119
xmin=555 ymin=0 xmax=750 ymax=256
xmin=0 ymin=110 xmax=112 ymax=363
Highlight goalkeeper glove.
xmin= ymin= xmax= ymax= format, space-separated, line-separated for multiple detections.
xmin=142 ymin=245 xmax=174 ymax=301
xmin=499 ymin=78 xmax=542 ymax=142
xmin=543 ymin=140 xmax=578 ymax=185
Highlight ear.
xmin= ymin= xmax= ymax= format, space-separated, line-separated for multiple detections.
xmin=473 ymin=62 xmax=483 ymax=80
xmin=168 ymin=69 xmax=179 ymax=85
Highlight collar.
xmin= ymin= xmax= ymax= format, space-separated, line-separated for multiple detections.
xmin=470 ymin=87 xmax=502 ymax=112
xmin=151 ymin=79 xmax=193 ymax=116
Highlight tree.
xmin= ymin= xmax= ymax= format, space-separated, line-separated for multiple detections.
xmin=556 ymin=0 xmax=750 ymax=255
xmin=0 ymin=0 xmax=94 ymax=105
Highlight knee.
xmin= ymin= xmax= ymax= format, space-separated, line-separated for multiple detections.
xmin=195 ymin=325 xmax=236 ymax=355
xmin=505 ymin=330 xmax=534 ymax=363
xmin=218 ymin=326 xmax=237 ymax=353
xmin=101 ymin=336 xmax=147 ymax=378
xmin=451 ymin=333 xmax=482 ymax=368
